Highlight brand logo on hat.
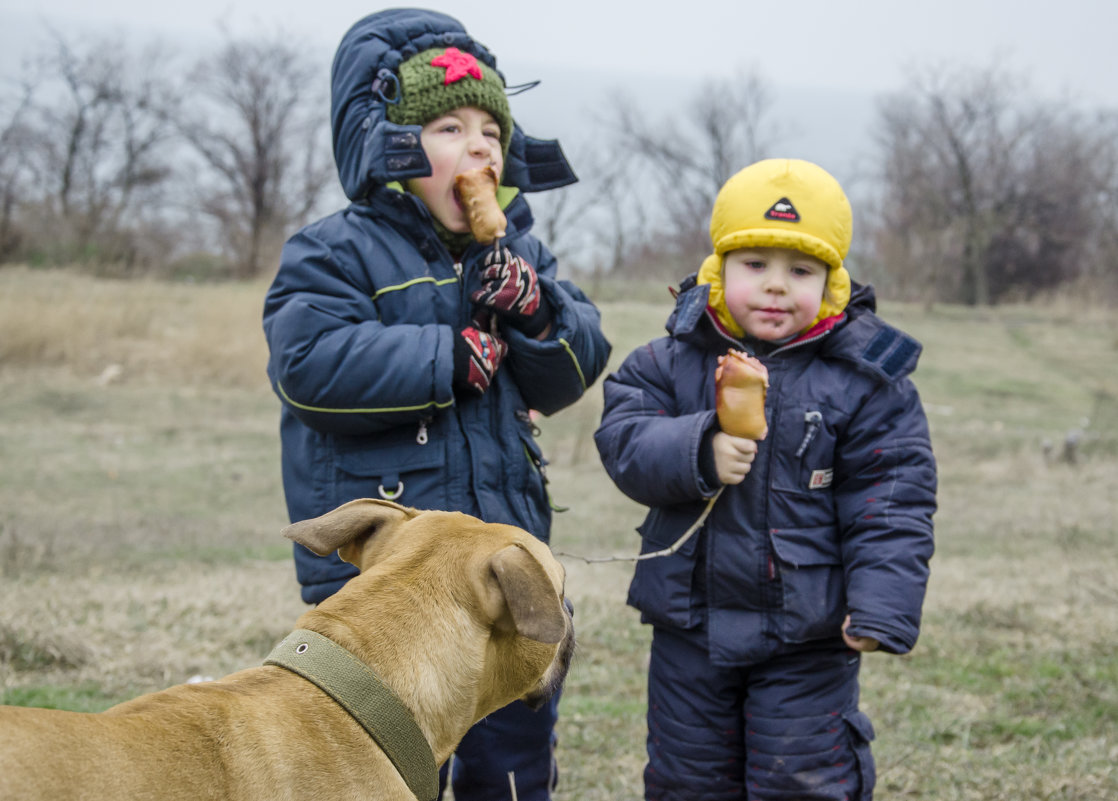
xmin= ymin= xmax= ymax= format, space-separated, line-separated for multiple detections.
xmin=764 ymin=198 xmax=800 ymax=223
xmin=430 ymin=47 xmax=483 ymax=85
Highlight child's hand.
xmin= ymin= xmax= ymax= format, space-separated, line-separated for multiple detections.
xmin=471 ymin=248 xmax=551 ymax=337
xmin=711 ymin=431 xmax=757 ymax=485
xmin=452 ymin=326 xmax=508 ymax=396
xmin=842 ymin=615 xmax=880 ymax=652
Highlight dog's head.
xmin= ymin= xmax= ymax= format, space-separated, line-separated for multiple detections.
xmin=283 ymin=499 xmax=574 ymax=712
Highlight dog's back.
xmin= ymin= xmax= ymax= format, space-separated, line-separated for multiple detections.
xmin=0 ymin=500 xmax=572 ymax=801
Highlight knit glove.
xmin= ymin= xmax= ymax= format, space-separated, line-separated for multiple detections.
xmin=471 ymin=247 xmax=551 ymax=337
xmin=452 ymin=326 xmax=508 ymax=396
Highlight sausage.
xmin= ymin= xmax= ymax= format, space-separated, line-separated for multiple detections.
xmin=455 ymin=166 xmax=507 ymax=244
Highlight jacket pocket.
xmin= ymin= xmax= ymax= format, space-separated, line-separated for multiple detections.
xmin=769 ymin=402 xmax=843 ymax=519
xmin=330 ymin=429 xmax=447 ymax=510
xmin=770 ymin=526 xmax=845 ymax=643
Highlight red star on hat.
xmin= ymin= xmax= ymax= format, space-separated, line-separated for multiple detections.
xmin=430 ymin=47 xmax=483 ymax=85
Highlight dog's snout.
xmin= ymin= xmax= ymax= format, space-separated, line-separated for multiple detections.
xmin=563 ymin=598 xmax=574 ymax=618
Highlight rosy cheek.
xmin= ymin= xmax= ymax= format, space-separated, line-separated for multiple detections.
xmin=796 ymin=288 xmax=823 ymax=317
xmin=723 ymin=280 xmax=752 ymax=312
xmin=800 ymin=281 xmax=824 ymax=304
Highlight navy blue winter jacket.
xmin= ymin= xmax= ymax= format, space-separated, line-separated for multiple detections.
xmin=263 ymin=9 xmax=611 ymax=603
xmin=594 ymin=278 xmax=935 ymax=665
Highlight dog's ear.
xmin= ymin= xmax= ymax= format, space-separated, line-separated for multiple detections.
xmin=282 ymin=499 xmax=418 ymax=570
xmin=486 ymin=544 xmax=568 ymax=644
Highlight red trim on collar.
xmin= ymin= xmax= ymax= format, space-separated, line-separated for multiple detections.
xmin=705 ymin=305 xmax=739 ymax=341
xmin=703 ymin=305 xmax=845 ymax=347
xmin=790 ymin=313 xmax=846 ymax=344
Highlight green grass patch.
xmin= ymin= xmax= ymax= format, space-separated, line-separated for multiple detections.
xmin=0 ymin=683 xmax=128 ymax=713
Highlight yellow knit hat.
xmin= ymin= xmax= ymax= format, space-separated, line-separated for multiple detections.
xmin=697 ymin=158 xmax=853 ymax=337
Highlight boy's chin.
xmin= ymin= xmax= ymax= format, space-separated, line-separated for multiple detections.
xmin=437 ymin=211 xmax=471 ymax=235
xmin=742 ymin=324 xmax=799 ymax=342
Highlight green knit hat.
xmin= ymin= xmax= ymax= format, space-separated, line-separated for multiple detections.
xmin=386 ymin=47 xmax=513 ymax=157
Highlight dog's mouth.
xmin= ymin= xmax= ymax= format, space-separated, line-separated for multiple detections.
xmin=522 ymin=600 xmax=575 ymax=711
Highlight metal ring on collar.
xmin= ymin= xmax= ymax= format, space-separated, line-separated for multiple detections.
xmin=378 ymin=481 xmax=404 ymax=500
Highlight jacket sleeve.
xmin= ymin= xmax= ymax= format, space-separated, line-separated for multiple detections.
xmin=594 ymin=340 xmax=722 ymax=508
xmin=835 ymin=376 xmax=936 ymax=654
xmin=263 ymin=227 xmax=456 ymax=435
xmin=501 ymin=239 xmax=612 ymax=415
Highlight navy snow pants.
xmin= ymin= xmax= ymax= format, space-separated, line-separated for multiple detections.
xmin=645 ymin=626 xmax=876 ymax=800
xmin=438 ymin=693 xmax=560 ymax=801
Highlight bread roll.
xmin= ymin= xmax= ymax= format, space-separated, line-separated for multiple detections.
xmin=715 ymin=349 xmax=769 ymax=439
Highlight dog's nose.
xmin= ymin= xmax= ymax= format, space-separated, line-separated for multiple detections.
xmin=563 ymin=599 xmax=574 ymax=618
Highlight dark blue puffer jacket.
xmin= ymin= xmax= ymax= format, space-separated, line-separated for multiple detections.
xmin=264 ymin=9 xmax=611 ymax=603
xmin=594 ymin=278 xmax=935 ymax=665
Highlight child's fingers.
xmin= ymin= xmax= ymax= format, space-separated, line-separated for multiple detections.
xmin=728 ymin=436 xmax=758 ymax=458
xmin=715 ymin=455 xmax=753 ymax=485
xmin=712 ymin=432 xmax=757 ymax=483
xmin=841 ymin=615 xmax=880 ymax=652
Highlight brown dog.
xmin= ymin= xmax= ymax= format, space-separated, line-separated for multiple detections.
xmin=0 ymin=499 xmax=574 ymax=800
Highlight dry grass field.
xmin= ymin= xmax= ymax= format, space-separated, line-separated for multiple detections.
xmin=1 ymin=266 xmax=1116 ymax=799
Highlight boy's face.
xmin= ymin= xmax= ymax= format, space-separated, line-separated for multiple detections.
xmin=722 ymin=247 xmax=829 ymax=340
xmin=406 ymin=106 xmax=505 ymax=234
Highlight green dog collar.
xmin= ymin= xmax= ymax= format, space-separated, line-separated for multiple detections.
xmin=265 ymin=629 xmax=438 ymax=800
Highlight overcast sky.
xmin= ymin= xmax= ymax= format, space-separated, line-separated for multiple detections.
xmin=5 ymin=0 xmax=1117 ymax=102
xmin=4 ymin=1 xmax=1117 ymax=182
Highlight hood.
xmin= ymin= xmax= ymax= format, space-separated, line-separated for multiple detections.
xmin=330 ymin=9 xmax=577 ymax=201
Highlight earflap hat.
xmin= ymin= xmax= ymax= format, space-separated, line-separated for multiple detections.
xmin=386 ymin=46 xmax=513 ymax=157
xmin=697 ymin=158 xmax=853 ymax=336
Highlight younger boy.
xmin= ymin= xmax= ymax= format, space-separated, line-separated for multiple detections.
xmin=594 ymin=158 xmax=936 ymax=800
xmin=263 ymin=10 xmax=611 ymax=800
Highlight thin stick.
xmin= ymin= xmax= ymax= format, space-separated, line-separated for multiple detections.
xmin=555 ymin=487 xmax=723 ymax=564
xmin=508 ymin=771 xmax=518 ymax=801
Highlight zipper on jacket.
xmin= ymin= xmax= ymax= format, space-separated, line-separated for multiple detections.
xmin=795 ymin=410 xmax=823 ymax=457
xmin=515 ymin=410 xmax=545 ymax=477
xmin=515 ymin=408 xmax=541 ymax=437
xmin=416 ymin=418 xmax=430 ymax=445
xmin=515 ymin=409 xmax=567 ymax=511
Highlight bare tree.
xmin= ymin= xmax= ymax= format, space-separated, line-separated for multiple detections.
xmin=5 ymin=30 xmax=179 ymax=270
xmin=1084 ymin=111 xmax=1118 ymax=303
xmin=179 ymin=31 xmax=333 ymax=279
xmin=601 ymin=68 xmax=775 ymax=276
xmin=872 ymin=64 xmax=1118 ymax=305
xmin=528 ymin=127 xmax=652 ymax=284
xmin=0 ymin=73 xmax=37 ymax=260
